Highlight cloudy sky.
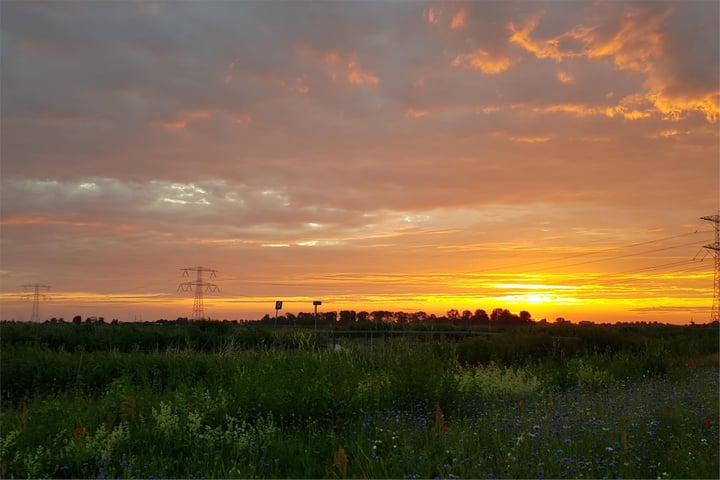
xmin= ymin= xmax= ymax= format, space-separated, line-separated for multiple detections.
xmin=1 ymin=0 xmax=718 ymax=324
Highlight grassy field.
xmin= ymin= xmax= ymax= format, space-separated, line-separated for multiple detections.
xmin=1 ymin=322 xmax=718 ymax=478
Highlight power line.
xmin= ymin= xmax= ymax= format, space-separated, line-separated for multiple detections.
xmin=178 ymin=266 xmax=219 ymax=320
xmin=476 ymin=230 xmax=708 ymax=275
xmin=22 ymin=283 xmax=51 ymax=322
xmin=700 ymin=214 xmax=720 ymax=321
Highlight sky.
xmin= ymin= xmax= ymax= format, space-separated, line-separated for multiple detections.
xmin=1 ymin=0 xmax=718 ymax=324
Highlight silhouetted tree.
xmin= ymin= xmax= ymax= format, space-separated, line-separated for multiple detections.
xmin=339 ymin=310 xmax=356 ymax=325
xmin=473 ymin=309 xmax=490 ymax=324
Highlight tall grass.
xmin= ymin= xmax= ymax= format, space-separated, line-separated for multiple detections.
xmin=1 ymin=322 xmax=718 ymax=478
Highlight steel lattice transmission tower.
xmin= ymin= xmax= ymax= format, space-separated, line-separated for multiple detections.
xmin=178 ymin=267 xmax=219 ymax=320
xmin=22 ymin=283 xmax=51 ymax=322
xmin=701 ymin=214 xmax=720 ymax=322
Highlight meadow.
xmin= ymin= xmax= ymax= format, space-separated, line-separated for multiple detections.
xmin=1 ymin=321 xmax=718 ymax=479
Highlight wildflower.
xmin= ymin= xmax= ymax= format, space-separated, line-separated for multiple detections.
xmin=585 ymin=384 xmax=592 ymax=390
xmin=74 ymin=427 xmax=85 ymax=435
xmin=518 ymin=399 xmax=526 ymax=408
xmin=442 ymin=426 xmax=449 ymax=433
xmin=121 ymin=460 xmax=130 ymax=468
xmin=60 ymin=465 xmax=70 ymax=471
xmin=704 ymin=418 xmax=712 ymax=425
xmin=334 ymin=444 xmax=348 ymax=479
xmin=687 ymin=362 xmax=696 ymax=368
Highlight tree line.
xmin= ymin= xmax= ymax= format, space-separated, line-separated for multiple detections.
xmin=259 ymin=308 xmax=536 ymax=327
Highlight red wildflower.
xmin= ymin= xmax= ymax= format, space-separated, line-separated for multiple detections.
xmin=442 ymin=426 xmax=449 ymax=432
xmin=687 ymin=362 xmax=696 ymax=368
xmin=585 ymin=384 xmax=592 ymax=390
xmin=74 ymin=427 xmax=85 ymax=436
xmin=518 ymin=400 xmax=526 ymax=408
xmin=704 ymin=418 xmax=712 ymax=425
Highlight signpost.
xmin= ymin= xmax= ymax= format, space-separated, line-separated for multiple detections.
xmin=274 ymin=300 xmax=283 ymax=327
xmin=313 ymin=300 xmax=322 ymax=330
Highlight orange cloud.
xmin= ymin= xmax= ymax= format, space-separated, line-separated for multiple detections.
xmin=509 ymin=135 xmax=552 ymax=143
xmin=451 ymin=49 xmax=513 ymax=74
xmin=648 ymin=90 xmax=719 ymax=123
xmin=149 ymin=110 xmax=210 ymax=129
xmin=490 ymin=131 xmax=551 ymax=143
xmin=556 ymin=71 xmax=575 ymax=84
xmin=451 ymin=8 xmax=467 ymax=30
xmin=149 ymin=120 xmax=186 ymax=129
xmin=347 ymin=60 xmax=379 ymax=86
xmin=405 ymin=108 xmax=429 ymax=118
xmin=508 ymin=12 xmax=586 ymax=61
xmin=497 ymin=100 xmax=654 ymax=121
xmin=423 ymin=7 xmax=439 ymax=24
xmin=508 ymin=9 xmax=665 ymax=70
xmin=294 ymin=44 xmax=379 ymax=87
xmin=533 ymin=103 xmax=601 ymax=117
xmin=585 ymin=9 xmax=666 ymax=73
xmin=1 ymin=215 xmax=137 ymax=232
xmin=509 ymin=8 xmax=718 ymax=124
xmin=605 ymin=93 xmax=653 ymax=120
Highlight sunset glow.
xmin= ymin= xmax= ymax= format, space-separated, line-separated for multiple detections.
xmin=1 ymin=1 xmax=718 ymax=324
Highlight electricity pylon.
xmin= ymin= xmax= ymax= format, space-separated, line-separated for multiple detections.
xmin=178 ymin=267 xmax=219 ymax=320
xmin=701 ymin=214 xmax=720 ymax=322
xmin=22 ymin=283 xmax=51 ymax=322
